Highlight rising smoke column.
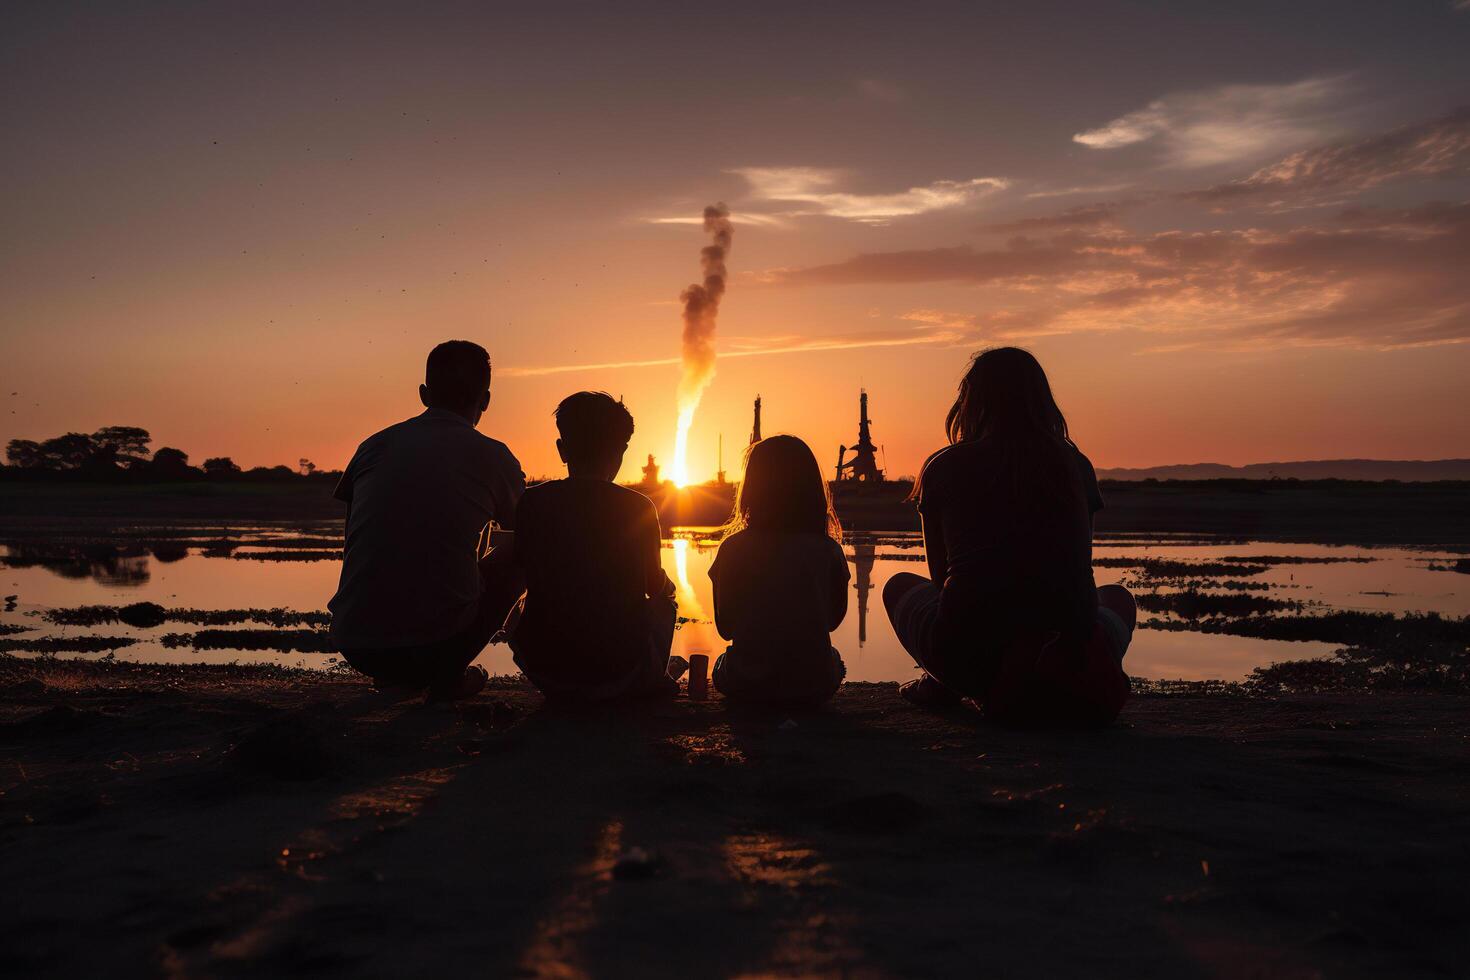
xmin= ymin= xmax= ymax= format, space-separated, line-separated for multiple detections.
xmin=671 ymin=203 xmax=733 ymax=485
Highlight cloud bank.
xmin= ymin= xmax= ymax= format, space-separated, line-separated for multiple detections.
xmin=1182 ymin=107 xmax=1470 ymax=209
xmin=772 ymin=201 xmax=1470 ymax=351
xmin=1074 ymin=76 xmax=1349 ymax=167
xmin=731 ymin=167 xmax=1009 ymax=223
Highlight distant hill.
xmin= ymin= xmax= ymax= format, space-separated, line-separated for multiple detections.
xmin=1095 ymin=459 xmax=1470 ymax=482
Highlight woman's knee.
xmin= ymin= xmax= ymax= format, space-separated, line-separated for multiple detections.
xmin=1098 ymin=584 xmax=1137 ymax=629
xmin=883 ymin=571 xmax=929 ymax=613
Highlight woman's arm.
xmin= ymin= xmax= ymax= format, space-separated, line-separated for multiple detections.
xmin=921 ymin=512 xmax=948 ymax=586
xmin=827 ymin=544 xmax=850 ymax=631
xmin=709 ymin=546 xmax=733 ymax=640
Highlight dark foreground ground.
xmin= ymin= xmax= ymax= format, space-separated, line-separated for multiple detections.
xmin=3 ymin=657 xmax=1467 ymax=978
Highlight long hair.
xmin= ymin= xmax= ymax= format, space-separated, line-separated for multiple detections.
xmin=724 ymin=434 xmax=842 ymax=541
xmin=917 ymin=347 xmax=1083 ymax=508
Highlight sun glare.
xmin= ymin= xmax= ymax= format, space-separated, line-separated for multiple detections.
xmin=670 ymin=405 xmax=696 ymax=487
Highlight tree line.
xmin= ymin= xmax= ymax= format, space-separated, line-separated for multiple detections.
xmin=2 ymin=426 xmax=339 ymax=483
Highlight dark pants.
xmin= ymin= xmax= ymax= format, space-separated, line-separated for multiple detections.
xmin=882 ymin=571 xmax=1133 ymax=700
xmin=341 ymin=562 xmax=523 ymax=692
xmin=510 ymin=595 xmax=678 ymax=702
xmin=713 ymin=647 xmax=846 ymax=705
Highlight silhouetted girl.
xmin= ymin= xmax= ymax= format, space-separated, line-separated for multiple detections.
xmin=883 ymin=347 xmax=1134 ymax=724
xmin=709 ymin=434 xmax=849 ymax=704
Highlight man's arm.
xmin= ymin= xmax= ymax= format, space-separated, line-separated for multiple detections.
xmin=644 ymin=502 xmax=674 ymax=599
xmin=333 ymin=454 xmax=357 ymax=537
xmin=494 ymin=446 xmax=528 ymax=530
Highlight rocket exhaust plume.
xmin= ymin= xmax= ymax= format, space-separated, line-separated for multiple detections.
xmin=671 ymin=203 xmax=733 ymax=486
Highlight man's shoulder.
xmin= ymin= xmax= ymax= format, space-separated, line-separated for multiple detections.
xmin=467 ymin=430 xmax=521 ymax=467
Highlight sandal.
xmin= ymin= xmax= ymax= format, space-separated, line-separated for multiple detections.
xmin=427 ymin=665 xmax=489 ymax=702
xmin=899 ymin=673 xmax=964 ymax=710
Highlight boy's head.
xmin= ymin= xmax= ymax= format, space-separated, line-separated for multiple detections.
xmin=555 ymin=392 xmax=634 ymax=479
xmin=420 ymin=340 xmax=492 ymax=423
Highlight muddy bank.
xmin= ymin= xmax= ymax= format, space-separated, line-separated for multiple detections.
xmin=2 ymin=656 xmax=1466 ymax=977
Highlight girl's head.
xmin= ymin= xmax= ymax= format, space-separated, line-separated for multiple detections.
xmin=920 ymin=346 xmax=1083 ymax=508
xmin=726 ymin=434 xmax=842 ymax=540
xmin=945 ymin=346 xmax=1070 ymax=446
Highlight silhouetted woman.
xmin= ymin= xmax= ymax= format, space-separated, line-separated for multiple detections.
xmin=883 ymin=347 xmax=1134 ymax=723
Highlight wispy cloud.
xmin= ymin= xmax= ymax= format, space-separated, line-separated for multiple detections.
xmin=499 ymin=324 xmax=967 ymax=378
xmin=982 ymin=202 xmax=1130 ymax=234
xmin=1074 ymin=76 xmax=1349 ymax=168
xmin=644 ymin=212 xmax=787 ymax=228
xmin=1024 ymin=183 xmax=1134 ymax=200
xmin=731 ymin=167 xmax=1009 ymax=224
xmin=1182 ymin=107 xmax=1470 ymax=210
xmin=767 ymin=201 xmax=1470 ymax=350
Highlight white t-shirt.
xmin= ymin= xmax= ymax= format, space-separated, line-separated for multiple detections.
xmin=329 ymin=409 xmax=525 ymax=650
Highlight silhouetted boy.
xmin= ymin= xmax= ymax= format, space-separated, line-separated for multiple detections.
xmin=330 ymin=340 xmax=525 ymax=700
xmin=508 ymin=392 xmax=678 ymax=701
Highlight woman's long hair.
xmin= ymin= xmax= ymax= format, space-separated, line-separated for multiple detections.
xmin=724 ymin=434 xmax=843 ymax=541
xmin=917 ymin=347 xmax=1084 ymax=508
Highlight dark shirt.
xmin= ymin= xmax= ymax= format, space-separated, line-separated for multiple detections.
xmin=329 ymin=409 xmax=524 ymax=650
xmin=917 ymin=440 xmax=1103 ymax=649
xmin=710 ymin=529 xmax=850 ymax=683
xmin=512 ymin=478 xmax=670 ymax=689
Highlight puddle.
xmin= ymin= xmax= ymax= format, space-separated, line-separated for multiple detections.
xmin=2 ymin=527 xmax=1465 ymax=683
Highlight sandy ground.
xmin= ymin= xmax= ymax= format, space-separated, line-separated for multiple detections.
xmin=2 ymin=657 xmax=1467 ymax=978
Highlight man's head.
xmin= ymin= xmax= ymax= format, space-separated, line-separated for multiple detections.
xmin=554 ymin=392 xmax=634 ymax=480
xmin=420 ymin=341 xmax=492 ymax=424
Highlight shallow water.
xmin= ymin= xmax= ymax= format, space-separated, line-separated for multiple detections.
xmin=1 ymin=526 xmax=1464 ymax=682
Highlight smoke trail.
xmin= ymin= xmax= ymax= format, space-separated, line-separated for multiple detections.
xmin=671 ymin=203 xmax=733 ymax=485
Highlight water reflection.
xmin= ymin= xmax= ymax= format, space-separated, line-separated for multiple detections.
xmin=850 ymin=534 xmax=876 ymax=648
xmin=3 ymin=528 xmax=1467 ymax=683
xmin=1 ymin=542 xmax=151 ymax=587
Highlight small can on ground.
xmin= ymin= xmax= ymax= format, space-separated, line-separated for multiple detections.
xmin=687 ymin=653 xmax=709 ymax=700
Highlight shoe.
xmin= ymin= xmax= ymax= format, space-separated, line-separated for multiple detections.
xmin=427 ymin=665 xmax=489 ymax=702
xmin=899 ymin=673 xmax=963 ymax=710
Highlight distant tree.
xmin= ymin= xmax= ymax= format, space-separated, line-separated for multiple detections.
xmin=153 ymin=447 xmax=189 ymax=467
xmin=149 ymin=447 xmax=196 ymax=480
xmin=39 ymin=433 xmax=98 ymax=470
xmin=92 ymin=426 xmax=152 ymax=466
xmin=5 ymin=439 xmax=44 ymax=469
xmin=202 ymin=456 xmax=241 ymax=476
xmin=298 ymin=458 xmax=317 ymax=476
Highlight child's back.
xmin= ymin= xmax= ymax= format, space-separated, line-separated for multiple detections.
xmin=508 ymin=392 xmax=677 ymax=702
xmin=710 ymin=527 xmax=849 ymax=701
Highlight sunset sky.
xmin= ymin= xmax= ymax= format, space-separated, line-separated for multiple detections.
xmin=4 ymin=1 xmax=1469 ymax=481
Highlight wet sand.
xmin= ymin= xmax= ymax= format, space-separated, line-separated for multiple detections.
xmin=3 ymin=656 xmax=1467 ymax=977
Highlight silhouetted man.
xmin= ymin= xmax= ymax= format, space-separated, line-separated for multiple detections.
xmin=330 ymin=340 xmax=525 ymax=700
xmin=508 ymin=391 xmax=678 ymax=701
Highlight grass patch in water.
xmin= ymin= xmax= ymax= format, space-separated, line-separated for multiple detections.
xmin=0 ymin=635 xmax=138 ymax=653
xmin=226 ymin=550 xmax=342 ymax=562
xmin=1143 ymin=610 xmax=1470 ymax=646
xmin=1247 ymin=636 xmax=1468 ymax=693
xmin=45 ymin=604 xmax=330 ymax=628
xmin=1094 ymin=557 xmax=1270 ymax=578
xmin=160 ymin=629 xmax=335 ymax=653
xmin=1136 ymin=591 xmax=1304 ymax=619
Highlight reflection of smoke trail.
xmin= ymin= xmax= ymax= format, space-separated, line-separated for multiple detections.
xmin=671 ymin=538 xmax=706 ymax=619
xmin=671 ymin=204 xmax=733 ymax=485
xmin=671 ymin=538 xmax=716 ymax=657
